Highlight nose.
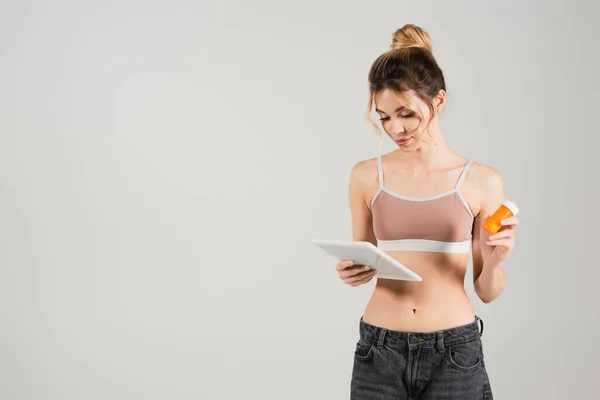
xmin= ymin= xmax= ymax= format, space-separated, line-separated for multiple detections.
xmin=390 ymin=118 xmax=405 ymax=135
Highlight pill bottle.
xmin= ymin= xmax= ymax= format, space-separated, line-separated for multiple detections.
xmin=483 ymin=200 xmax=519 ymax=234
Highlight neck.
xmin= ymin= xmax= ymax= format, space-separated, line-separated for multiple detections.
xmin=395 ymin=129 xmax=453 ymax=170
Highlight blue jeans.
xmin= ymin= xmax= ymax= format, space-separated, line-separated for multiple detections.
xmin=351 ymin=316 xmax=493 ymax=399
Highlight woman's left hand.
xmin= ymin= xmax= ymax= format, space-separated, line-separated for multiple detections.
xmin=480 ymin=216 xmax=519 ymax=267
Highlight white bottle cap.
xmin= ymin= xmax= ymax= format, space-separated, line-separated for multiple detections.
xmin=502 ymin=199 xmax=519 ymax=216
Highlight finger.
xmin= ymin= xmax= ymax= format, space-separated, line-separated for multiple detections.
xmin=343 ymin=266 xmax=371 ymax=280
xmin=336 ymin=260 xmax=355 ymax=271
xmin=500 ymin=216 xmax=519 ymax=228
xmin=339 ymin=265 xmax=371 ymax=279
xmin=349 ymin=274 xmax=376 ymax=286
xmin=348 ymin=270 xmax=377 ymax=286
xmin=488 ymin=230 xmax=513 ymax=241
xmin=485 ymin=238 xmax=514 ymax=247
xmin=345 ymin=268 xmax=375 ymax=283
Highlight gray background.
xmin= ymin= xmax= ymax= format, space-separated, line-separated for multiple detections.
xmin=1 ymin=0 xmax=598 ymax=399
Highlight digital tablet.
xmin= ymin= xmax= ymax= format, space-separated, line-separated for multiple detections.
xmin=310 ymin=239 xmax=422 ymax=282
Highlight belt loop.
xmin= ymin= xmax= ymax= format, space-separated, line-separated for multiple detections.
xmin=476 ymin=316 xmax=484 ymax=336
xmin=436 ymin=330 xmax=445 ymax=353
xmin=377 ymin=328 xmax=387 ymax=349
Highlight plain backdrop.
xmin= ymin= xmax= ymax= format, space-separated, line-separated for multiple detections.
xmin=1 ymin=0 xmax=598 ymax=399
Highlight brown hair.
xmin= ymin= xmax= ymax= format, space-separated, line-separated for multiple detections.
xmin=365 ymin=24 xmax=446 ymax=154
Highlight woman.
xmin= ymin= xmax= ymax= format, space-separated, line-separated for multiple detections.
xmin=337 ymin=24 xmax=519 ymax=399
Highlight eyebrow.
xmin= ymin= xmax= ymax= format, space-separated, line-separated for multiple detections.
xmin=375 ymin=106 xmax=406 ymax=115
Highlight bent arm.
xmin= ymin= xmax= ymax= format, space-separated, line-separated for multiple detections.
xmin=472 ymin=168 xmax=507 ymax=303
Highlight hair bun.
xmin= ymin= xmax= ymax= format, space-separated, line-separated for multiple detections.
xmin=391 ymin=24 xmax=432 ymax=52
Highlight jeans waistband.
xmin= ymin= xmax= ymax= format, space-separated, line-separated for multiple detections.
xmin=358 ymin=316 xmax=484 ymax=351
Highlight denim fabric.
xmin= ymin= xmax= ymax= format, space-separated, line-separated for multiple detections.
xmin=351 ymin=316 xmax=493 ymax=400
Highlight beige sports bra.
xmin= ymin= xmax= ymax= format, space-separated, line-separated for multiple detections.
xmin=371 ymin=156 xmax=475 ymax=254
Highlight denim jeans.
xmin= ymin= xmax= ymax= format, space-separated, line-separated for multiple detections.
xmin=351 ymin=316 xmax=493 ymax=399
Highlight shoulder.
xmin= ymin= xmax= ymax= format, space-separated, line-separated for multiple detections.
xmin=464 ymin=161 xmax=505 ymax=216
xmin=467 ymin=161 xmax=504 ymax=193
xmin=349 ymin=156 xmax=379 ymax=186
xmin=348 ymin=156 xmax=381 ymax=208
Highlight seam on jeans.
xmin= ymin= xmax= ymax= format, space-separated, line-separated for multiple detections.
xmin=445 ymin=350 xmax=483 ymax=374
xmin=354 ymin=341 xmax=375 ymax=361
xmin=358 ymin=338 xmax=376 ymax=347
xmin=444 ymin=337 xmax=484 ymax=374
xmin=443 ymin=332 xmax=479 ymax=347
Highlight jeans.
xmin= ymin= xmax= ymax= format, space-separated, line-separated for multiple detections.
xmin=351 ymin=316 xmax=493 ymax=399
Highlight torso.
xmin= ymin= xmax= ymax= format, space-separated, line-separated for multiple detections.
xmin=359 ymin=151 xmax=484 ymax=332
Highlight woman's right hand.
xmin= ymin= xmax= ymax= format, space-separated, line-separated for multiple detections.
xmin=336 ymin=260 xmax=377 ymax=286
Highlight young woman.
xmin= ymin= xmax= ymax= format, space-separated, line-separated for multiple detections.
xmin=336 ymin=24 xmax=519 ymax=399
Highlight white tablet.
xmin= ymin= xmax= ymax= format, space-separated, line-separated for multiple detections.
xmin=310 ymin=239 xmax=422 ymax=282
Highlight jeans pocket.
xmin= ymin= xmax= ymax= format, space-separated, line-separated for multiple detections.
xmin=354 ymin=339 xmax=374 ymax=361
xmin=445 ymin=337 xmax=482 ymax=373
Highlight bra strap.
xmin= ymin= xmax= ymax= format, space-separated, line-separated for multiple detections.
xmin=455 ymin=160 xmax=473 ymax=189
xmin=377 ymin=155 xmax=384 ymax=187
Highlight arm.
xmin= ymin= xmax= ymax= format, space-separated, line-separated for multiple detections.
xmin=335 ymin=160 xmax=378 ymax=286
xmin=472 ymin=167 xmax=507 ymax=303
xmin=348 ymin=160 xmax=377 ymax=246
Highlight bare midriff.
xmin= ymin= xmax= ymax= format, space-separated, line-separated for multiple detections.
xmin=361 ymin=250 xmax=475 ymax=333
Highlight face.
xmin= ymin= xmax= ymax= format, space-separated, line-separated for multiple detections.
xmin=373 ymin=89 xmax=443 ymax=151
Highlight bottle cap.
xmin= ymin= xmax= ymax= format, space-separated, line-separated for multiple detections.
xmin=502 ymin=199 xmax=519 ymax=216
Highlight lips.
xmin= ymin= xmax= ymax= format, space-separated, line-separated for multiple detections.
xmin=395 ymin=137 xmax=413 ymax=147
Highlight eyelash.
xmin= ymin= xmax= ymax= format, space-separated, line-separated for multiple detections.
xmin=379 ymin=114 xmax=414 ymax=121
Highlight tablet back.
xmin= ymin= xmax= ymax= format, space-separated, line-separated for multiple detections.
xmin=310 ymin=239 xmax=422 ymax=282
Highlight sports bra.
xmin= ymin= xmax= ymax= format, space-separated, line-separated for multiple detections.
xmin=370 ymin=155 xmax=475 ymax=254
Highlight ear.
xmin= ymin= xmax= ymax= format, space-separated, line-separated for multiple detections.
xmin=434 ymin=89 xmax=446 ymax=112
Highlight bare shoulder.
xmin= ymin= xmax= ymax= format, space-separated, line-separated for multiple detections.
xmin=348 ymin=156 xmax=380 ymax=209
xmin=349 ymin=156 xmax=379 ymax=186
xmin=462 ymin=161 xmax=505 ymax=217
xmin=468 ymin=161 xmax=504 ymax=191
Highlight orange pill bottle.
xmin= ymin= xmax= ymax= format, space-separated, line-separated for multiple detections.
xmin=483 ymin=200 xmax=519 ymax=234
